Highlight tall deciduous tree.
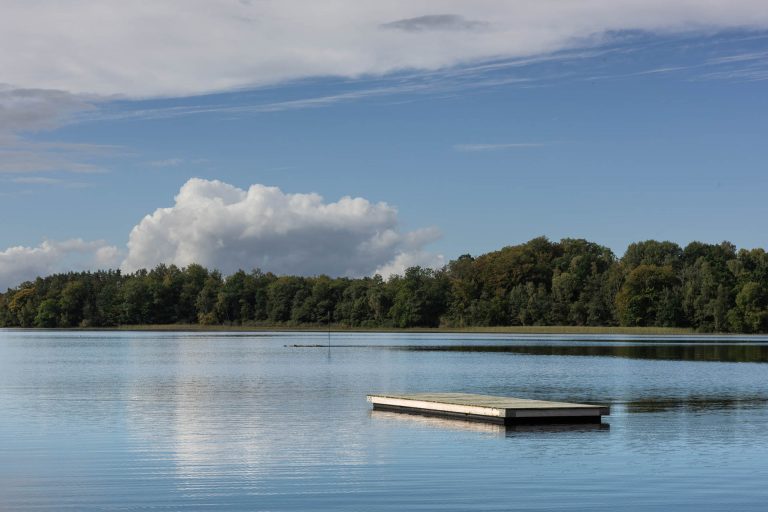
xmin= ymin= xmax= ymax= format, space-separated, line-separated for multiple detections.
xmin=616 ymin=265 xmax=682 ymax=327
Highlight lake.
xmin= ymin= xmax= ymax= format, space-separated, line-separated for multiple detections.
xmin=2 ymin=330 xmax=768 ymax=511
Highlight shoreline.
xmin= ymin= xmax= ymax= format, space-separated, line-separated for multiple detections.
xmin=11 ymin=324 xmax=701 ymax=335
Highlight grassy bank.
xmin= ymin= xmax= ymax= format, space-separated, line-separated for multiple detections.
xmin=102 ymin=324 xmax=696 ymax=335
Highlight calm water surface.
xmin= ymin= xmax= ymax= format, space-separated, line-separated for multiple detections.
xmin=1 ymin=330 xmax=768 ymax=511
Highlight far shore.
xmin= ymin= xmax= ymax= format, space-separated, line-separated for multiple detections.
xmin=63 ymin=324 xmax=703 ymax=335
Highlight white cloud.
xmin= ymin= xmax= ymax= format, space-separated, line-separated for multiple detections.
xmin=2 ymin=1 xmax=767 ymax=98
xmin=0 ymin=180 xmax=444 ymax=283
xmin=121 ymin=178 xmax=442 ymax=278
xmin=375 ymin=250 xmax=445 ymax=279
xmin=0 ymin=239 xmax=121 ymax=290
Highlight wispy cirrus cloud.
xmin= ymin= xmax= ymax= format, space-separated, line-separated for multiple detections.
xmin=454 ymin=143 xmax=546 ymax=152
xmin=0 ymin=147 xmax=108 ymax=174
xmin=74 ymin=30 xmax=768 ymax=126
xmin=707 ymin=50 xmax=768 ymax=64
xmin=7 ymin=176 xmax=91 ymax=188
xmin=10 ymin=176 xmax=64 ymax=185
xmin=691 ymin=49 xmax=768 ymax=82
xmin=694 ymin=66 xmax=768 ymax=82
xmin=149 ymin=158 xmax=185 ymax=168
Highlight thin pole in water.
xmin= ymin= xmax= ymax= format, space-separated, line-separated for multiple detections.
xmin=327 ymin=310 xmax=331 ymax=350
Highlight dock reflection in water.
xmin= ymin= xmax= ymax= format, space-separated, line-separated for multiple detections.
xmin=370 ymin=409 xmax=609 ymax=437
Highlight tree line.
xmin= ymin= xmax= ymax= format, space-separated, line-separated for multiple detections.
xmin=1 ymin=237 xmax=767 ymax=332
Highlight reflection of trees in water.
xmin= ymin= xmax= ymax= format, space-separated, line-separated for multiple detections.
xmin=404 ymin=344 xmax=768 ymax=363
xmin=622 ymin=395 xmax=768 ymax=413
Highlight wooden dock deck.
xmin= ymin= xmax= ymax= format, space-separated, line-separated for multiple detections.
xmin=367 ymin=392 xmax=610 ymax=424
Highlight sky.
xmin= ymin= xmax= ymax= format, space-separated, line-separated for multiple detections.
xmin=1 ymin=1 xmax=768 ymax=289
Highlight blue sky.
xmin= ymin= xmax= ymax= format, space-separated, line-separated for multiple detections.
xmin=1 ymin=2 xmax=767 ymax=287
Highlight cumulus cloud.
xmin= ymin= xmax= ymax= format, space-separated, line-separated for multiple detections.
xmin=2 ymin=1 xmax=767 ymax=97
xmin=121 ymin=178 xmax=443 ymax=278
xmin=0 ymin=239 xmax=121 ymax=290
xmin=375 ymin=250 xmax=445 ymax=278
xmin=0 ymin=179 xmax=443 ymax=284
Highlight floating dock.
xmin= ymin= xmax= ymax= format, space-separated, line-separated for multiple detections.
xmin=367 ymin=392 xmax=609 ymax=424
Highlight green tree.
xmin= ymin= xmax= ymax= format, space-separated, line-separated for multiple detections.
xmin=8 ymin=286 xmax=38 ymax=327
xmin=622 ymin=240 xmax=683 ymax=271
xmin=196 ymin=271 xmax=223 ymax=325
xmin=445 ymin=254 xmax=480 ymax=327
xmin=728 ymin=282 xmax=768 ymax=333
xmin=216 ymin=270 xmax=250 ymax=324
xmin=35 ymin=298 xmax=60 ymax=327
xmin=94 ymin=279 xmax=122 ymax=326
xmin=389 ymin=267 xmax=448 ymax=327
xmin=551 ymin=239 xmax=616 ymax=325
xmin=267 ymin=276 xmax=306 ymax=323
xmin=0 ymin=236 xmax=766 ymax=332
xmin=59 ymin=280 xmax=88 ymax=327
xmin=616 ymin=265 xmax=681 ymax=327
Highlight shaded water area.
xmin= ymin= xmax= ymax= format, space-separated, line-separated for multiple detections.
xmin=402 ymin=342 xmax=768 ymax=363
xmin=2 ymin=330 xmax=768 ymax=511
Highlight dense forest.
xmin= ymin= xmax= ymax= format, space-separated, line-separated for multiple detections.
xmin=1 ymin=237 xmax=767 ymax=332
